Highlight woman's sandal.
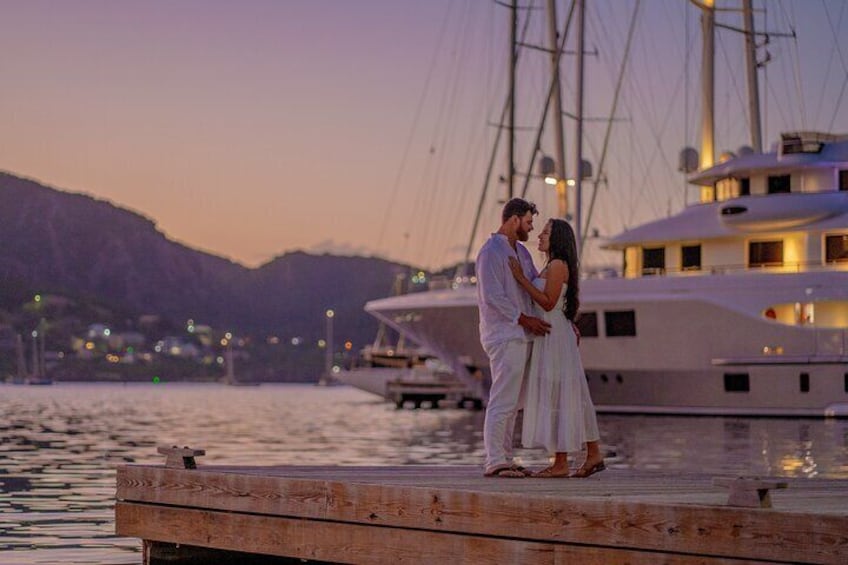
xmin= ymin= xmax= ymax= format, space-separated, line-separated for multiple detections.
xmin=532 ymin=466 xmax=570 ymax=478
xmin=571 ymin=460 xmax=606 ymax=478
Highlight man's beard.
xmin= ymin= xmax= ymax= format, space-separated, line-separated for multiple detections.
xmin=516 ymin=228 xmax=530 ymax=242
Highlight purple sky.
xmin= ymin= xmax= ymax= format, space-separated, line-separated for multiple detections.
xmin=2 ymin=1 xmax=845 ymax=269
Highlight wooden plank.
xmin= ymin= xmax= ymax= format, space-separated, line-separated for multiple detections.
xmin=116 ymin=466 xmax=848 ymax=563
xmin=117 ymin=502 xmax=757 ymax=565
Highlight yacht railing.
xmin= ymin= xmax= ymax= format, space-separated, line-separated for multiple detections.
xmin=433 ymin=260 xmax=846 ymax=290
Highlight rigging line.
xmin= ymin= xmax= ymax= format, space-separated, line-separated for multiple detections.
xmin=460 ymin=0 xmax=537 ymax=272
xmin=374 ymin=0 xmax=455 ymax=256
xmin=518 ymin=0 xmax=576 ymax=200
xmin=825 ymin=0 xmax=848 ymax=131
xmin=439 ymin=20 xmax=505 ymax=267
xmin=716 ymin=22 xmax=749 ymax=144
xmin=624 ymin=45 xmax=689 ymax=223
xmin=417 ymin=3 xmax=480 ymax=266
xmin=813 ymin=0 xmax=839 ymax=127
xmin=622 ymin=2 xmax=685 ymax=217
xmin=763 ymin=3 xmax=794 ymax=132
xmin=781 ymin=1 xmax=806 ymax=129
xmin=582 ymin=0 xmax=641 ymax=254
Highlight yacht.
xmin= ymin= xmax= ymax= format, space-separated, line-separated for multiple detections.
xmin=365 ymin=3 xmax=848 ymax=417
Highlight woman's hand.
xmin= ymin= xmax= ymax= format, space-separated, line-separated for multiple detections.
xmin=508 ymin=256 xmax=525 ymax=282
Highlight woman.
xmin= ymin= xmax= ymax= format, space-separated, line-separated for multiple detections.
xmin=508 ymin=218 xmax=605 ymax=478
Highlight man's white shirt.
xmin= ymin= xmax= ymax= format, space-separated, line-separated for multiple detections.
xmin=476 ymin=233 xmax=538 ymax=350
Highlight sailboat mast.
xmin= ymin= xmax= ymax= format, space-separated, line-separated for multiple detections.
xmin=574 ymin=0 xmax=585 ymax=250
xmin=742 ymin=0 xmax=762 ymax=152
xmin=546 ymin=0 xmax=568 ymax=219
xmin=699 ymin=0 xmax=716 ymax=170
xmin=508 ymin=0 xmax=517 ymax=199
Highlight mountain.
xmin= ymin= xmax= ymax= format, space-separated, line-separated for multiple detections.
xmin=0 ymin=171 xmax=417 ymax=346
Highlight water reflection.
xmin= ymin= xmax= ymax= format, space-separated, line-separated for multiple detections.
xmin=0 ymin=383 xmax=847 ymax=564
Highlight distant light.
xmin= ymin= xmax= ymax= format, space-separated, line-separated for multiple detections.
xmin=187 ymin=324 xmax=195 ymax=333
xmin=152 ymin=376 xmax=160 ymax=384
xmin=127 ymin=347 xmax=134 ymax=354
xmin=34 ymin=294 xmax=41 ymax=303
xmin=344 ymin=341 xmax=352 ymax=351
xmin=566 ymin=178 xmax=576 ymax=187
xmin=104 ymin=328 xmax=111 ymax=337
xmin=331 ymin=365 xmax=341 ymax=374
xmin=216 ymin=356 xmax=224 ymax=364
xmin=220 ymin=338 xmax=228 ymax=346
xmin=85 ymin=342 xmax=95 ymax=351
xmin=291 ymin=337 xmax=302 ymax=346
xmin=32 ymin=330 xmax=38 ymax=338
xmin=318 ymin=339 xmax=326 ymax=348
xmin=267 ymin=336 xmax=280 ymax=345
xmin=544 ymin=176 xmax=558 ymax=186
xmin=326 ymin=309 xmax=335 ymax=318
xmin=225 ymin=332 xmax=232 ymax=340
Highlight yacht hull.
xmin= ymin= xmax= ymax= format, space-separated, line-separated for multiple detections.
xmin=366 ymin=270 xmax=848 ymax=416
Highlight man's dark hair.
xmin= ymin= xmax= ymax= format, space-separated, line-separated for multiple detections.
xmin=501 ymin=198 xmax=538 ymax=223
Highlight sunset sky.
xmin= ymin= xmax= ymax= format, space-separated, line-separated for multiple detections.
xmin=2 ymin=0 xmax=846 ymax=270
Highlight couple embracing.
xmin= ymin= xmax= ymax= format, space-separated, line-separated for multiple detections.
xmin=477 ymin=197 xmax=605 ymax=479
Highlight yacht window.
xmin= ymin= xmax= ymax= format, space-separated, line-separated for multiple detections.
xmin=825 ymin=234 xmax=848 ymax=263
xmin=767 ymin=175 xmax=791 ymax=194
xmin=724 ymin=373 xmax=750 ymax=392
xmin=749 ymin=240 xmax=783 ymax=267
xmin=681 ymin=245 xmax=702 ymax=271
xmin=642 ymin=247 xmax=665 ymax=276
xmin=800 ymin=373 xmax=810 ymax=393
xmin=575 ymin=312 xmax=598 ymax=338
xmin=840 ymin=170 xmax=848 ymax=191
xmin=605 ymin=310 xmax=636 ymax=337
xmin=740 ymin=177 xmax=750 ymax=196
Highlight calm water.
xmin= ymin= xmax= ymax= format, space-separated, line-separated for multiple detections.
xmin=1 ymin=382 xmax=848 ymax=564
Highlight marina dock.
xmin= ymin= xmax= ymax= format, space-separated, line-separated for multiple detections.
xmin=115 ymin=458 xmax=848 ymax=564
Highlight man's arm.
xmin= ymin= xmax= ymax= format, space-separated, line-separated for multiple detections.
xmin=477 ymin=249 xmax=521 ymax=324
xmin=519 ymin=313 xmax=551 ymax=336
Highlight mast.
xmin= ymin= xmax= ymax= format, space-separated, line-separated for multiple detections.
xmin=16 ymin=334 xmax=26 ymax=381
xmin=546 ymin=0 xmax=568 ymax=219
xmin=574 ymin=0 xmax=585 ymax=250
xmin=699 ymin=0 xmax=716 ymax=170
xmin=742 ymin=0 xmax=762 ymax=152
xmin=508 ymin=0 xmax=517 ymax=199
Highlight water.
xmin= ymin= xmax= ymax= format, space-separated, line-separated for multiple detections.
xmin=1 ymin=383 xmax=847 ymax=564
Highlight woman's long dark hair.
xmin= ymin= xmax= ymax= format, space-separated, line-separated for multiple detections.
xmin=547 ymin=219 xmax=579 ymax=321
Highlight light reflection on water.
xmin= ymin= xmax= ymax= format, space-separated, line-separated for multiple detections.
xmin=1 ymin=382 xmax=847 ymax=564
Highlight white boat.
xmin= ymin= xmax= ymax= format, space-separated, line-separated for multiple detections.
xmin=336 ymin=275 xmax=482 ymax=406
xmin=365 ymin=2 xmax=848 ymax=417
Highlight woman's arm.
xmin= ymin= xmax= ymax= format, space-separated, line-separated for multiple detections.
xmin=508 ymin=258 xmax=567 ymax=311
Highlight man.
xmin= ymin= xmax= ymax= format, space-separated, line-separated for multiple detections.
xmin=476 ymin=197 xmax=551 ymax=477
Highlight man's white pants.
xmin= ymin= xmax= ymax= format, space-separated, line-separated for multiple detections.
xmin=483 ymin=338 xmax=530 ymax=471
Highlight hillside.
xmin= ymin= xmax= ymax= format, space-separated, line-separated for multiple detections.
xmin=0 ymin=171 xmax=419 ymax=348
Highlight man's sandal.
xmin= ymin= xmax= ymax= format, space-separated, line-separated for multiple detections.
xmin=484 ymin=465 xmax=526 ymax=478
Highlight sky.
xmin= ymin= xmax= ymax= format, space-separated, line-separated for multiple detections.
xmin=2 ymin=0 xmax=847 ymax=270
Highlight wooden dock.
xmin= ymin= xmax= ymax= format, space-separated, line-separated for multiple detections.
xmin=115 ymin=462 xmax=848 ymax=564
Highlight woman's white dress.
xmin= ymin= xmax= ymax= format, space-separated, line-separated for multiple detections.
xmin=521 ymin=277 xmax=600 ymax=454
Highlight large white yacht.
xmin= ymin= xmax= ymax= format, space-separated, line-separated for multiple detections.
xmin=367 ymin=131 xmax=848 ymax=416
xmin=365 ymin=3 xmax=848 ymax=417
